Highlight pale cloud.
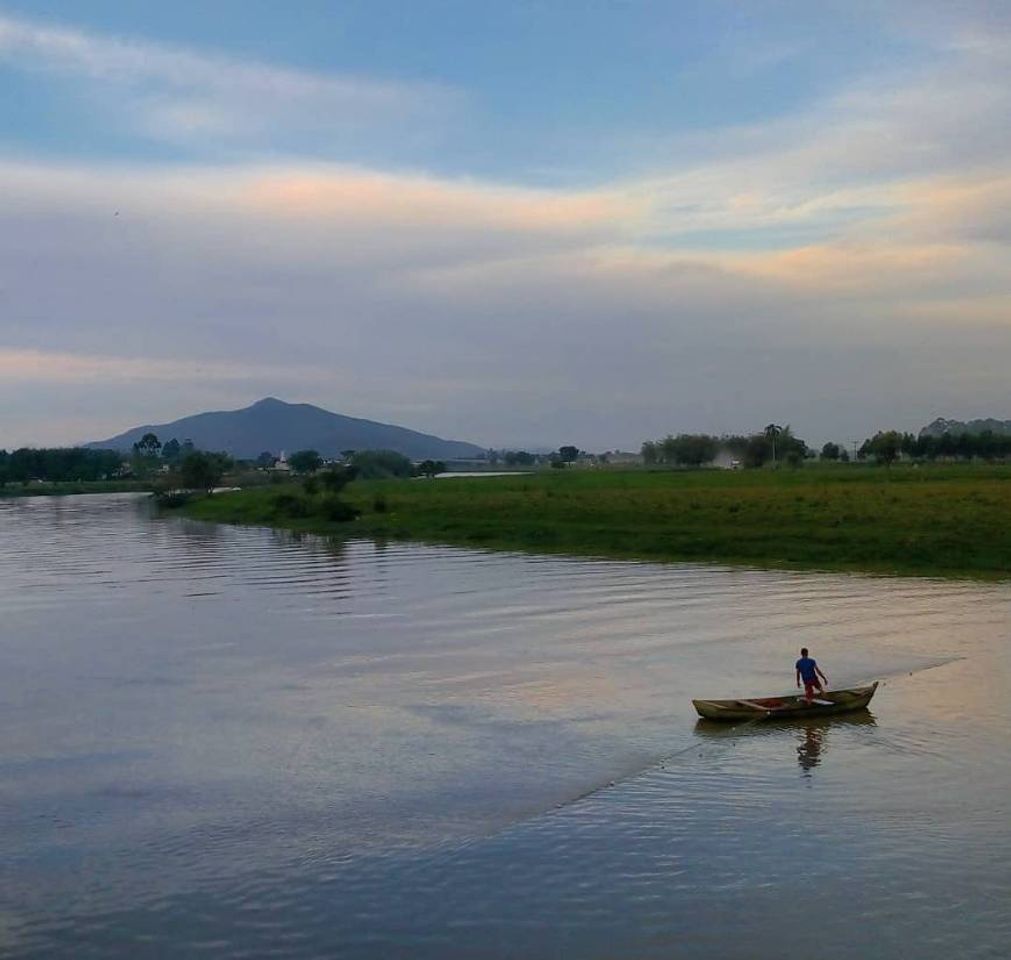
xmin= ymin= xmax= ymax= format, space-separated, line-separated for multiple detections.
xmin=0 ymin=347 xmax=332 ymax=385
xmin=239 ymin=170 xmax=640 ymax=234
xmin=0 ymin=12 xmax=457 ymax=148
xmin=1 ymin=8 xmax=1009 ymax=449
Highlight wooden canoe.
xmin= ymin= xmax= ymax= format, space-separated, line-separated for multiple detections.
xmin=692 ymin=681 xmax=878 ymax=722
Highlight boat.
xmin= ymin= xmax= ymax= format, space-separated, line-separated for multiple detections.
xmin=692 ymin=682 xmax=878 ymax=722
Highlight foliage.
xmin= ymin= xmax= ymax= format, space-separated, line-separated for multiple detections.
xmin=318 ymin=496 xmax=360 ymax=521
xmin=256 ymin=451 xmax=276 ymax=468
xmin=671 ymin=434 xmax=720 ymax=467
xmin=558 ymin=445 xmax=580 ymax=463
xmin=860 ymin=431 xmax=902 ymax=465
xmin=133 ymin=432 xmax=162 ymax=457
xmin=502 ymin=450 xmax=536 ymax=467
xmin=179 ymin=451 xmax=231 ymax=490
xmin=641 ymin=434 xmax=720 ymax=467
xmin=181 ymin=465 xmax=1011 ymax=579
xmin=855 ymin=428 xmax=1011 ymax=463
xmin=0 ymin=447 xmax=124 ymax=486
xmin=161 ymin=438 xmax=182 ymax=462
xmin=414 ymin=460 xmax=446 ymax=478
xmin=350 ymin=449 xmax=413 ymax=479
xmin=288 ymin=449 xmax=323 ymax=475
xmin=320 ymin=466 xmax=358 ymax=492
xmin=821 ymin=442 xmax=841 ymax=461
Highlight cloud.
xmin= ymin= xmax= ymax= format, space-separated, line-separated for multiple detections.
xmin=0 ymin=12 xmax=458 ymax=150
xmin=0 ymin=7 xmax=1009 ymax=449
xmin=0 ymin=347 xmax=331 ymax=385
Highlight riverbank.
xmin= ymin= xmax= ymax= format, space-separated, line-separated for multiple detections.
xmin=174 ymin=464 xmax=1011 ymax=579
xmin=0 ymin=480 xmax=151 ymax=497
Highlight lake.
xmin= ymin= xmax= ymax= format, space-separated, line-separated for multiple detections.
xmin=1 ymin=493 xmax=1009 ymax=958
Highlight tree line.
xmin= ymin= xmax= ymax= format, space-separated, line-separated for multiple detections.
xmin=0 ymin=447 xmax=123 ymax=485
xmin=857 ymin=430 xmax=1011 ymax=464
xmin=641 ymin=424 xmax=809 ymax=468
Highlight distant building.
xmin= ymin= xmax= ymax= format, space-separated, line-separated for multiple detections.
xmin=274 ymin=451 xmax=291 ymax=472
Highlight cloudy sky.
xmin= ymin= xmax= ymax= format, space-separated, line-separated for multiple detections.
xmin=1 ymin=1 xmax=1008 ymax=450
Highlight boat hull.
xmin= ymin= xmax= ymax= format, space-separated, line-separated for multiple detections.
xmin=692 ymin=682 xmax=878 ymax=722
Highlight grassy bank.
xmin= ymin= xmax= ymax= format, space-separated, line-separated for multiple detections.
xmin=176 ymin=464 xmax=1011 ymax=579
xmin=0 ymin=480 xmax=152 ymax=497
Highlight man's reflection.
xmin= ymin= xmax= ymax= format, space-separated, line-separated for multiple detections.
xmin=693 ymin=711 xmax=875 ymax=780
xmin=796 ymin=722 xmax=825 ymax=776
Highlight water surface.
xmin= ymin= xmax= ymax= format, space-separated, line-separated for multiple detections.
xmin=1 ymin=494 xmax=1008 ymax=957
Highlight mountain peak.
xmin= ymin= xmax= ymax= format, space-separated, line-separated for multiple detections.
xmin=88 ymin=398 xmax=484 ymax=460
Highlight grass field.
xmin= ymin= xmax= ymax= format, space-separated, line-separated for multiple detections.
xmin=177 ymin=464 xmax=1011 ymax=579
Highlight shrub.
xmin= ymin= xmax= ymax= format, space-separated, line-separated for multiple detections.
xmin=271 ymin=493 xmax=309 ymax=518
xmin=318 ymin=496 xmax=359 ymax=522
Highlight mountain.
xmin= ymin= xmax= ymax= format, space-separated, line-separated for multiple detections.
xmin=87 ymin=398 xmax=486 ymax=460
xmin=919 ymin=417 xmax=1011 ymax=438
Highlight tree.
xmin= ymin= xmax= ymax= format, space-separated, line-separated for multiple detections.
xmin=414 ymin=460 xmax=445 ymax=478
xmin=288 ymin=449 xmax=322 ymax=475
xmin=133 ymin=432 xmax=161 ymax=457
xmin=670 ymin=434 xmax=719 ymax=467
xmin=764 ymin=424 xmax=783 ymax=465
xmin=743 ymin=434 xmax=771 ymax=468
xmin=640 ymin=441 xmax=659 ymax=465
xmin=180 ymin=451 xmax=224 ymax=490
xmin=256 ymin=451 xmax=276 ymax=469
xmin=660 ymin=434 xmax=679 ymax=464
xmin=349 ymin=449 xmax=413 ymax=479
xmin=320 ymin=465 xmax=358 ymax=491
xmin=558 ymin=445 xmax=580 ymax=463
xmin=862 ymin=430 xmax=902 ymax=465
xmin=820 ymin=442 xmax=841 ymax=461
xmin=161 ymin=438 xmax=181 ymax=462
xmin=503 ymin=450 xmax=535 ymax=467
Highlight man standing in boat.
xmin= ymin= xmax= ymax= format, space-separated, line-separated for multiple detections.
xmin=796 ymin=648 xmax=828 ymax=703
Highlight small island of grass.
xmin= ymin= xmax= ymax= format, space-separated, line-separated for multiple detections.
xmin=175 ymin=463 xmax=1011 ymax=580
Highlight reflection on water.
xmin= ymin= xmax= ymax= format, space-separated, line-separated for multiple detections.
xmin=796 ymin=721 xmax=824 ymax=773
xmin=694 ymin=710 xmax=878 ymax=777
xmin=1 ymin=494 xmax=1010 ymax=959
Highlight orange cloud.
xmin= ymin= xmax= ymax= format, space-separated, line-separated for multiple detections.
xmin=238 ymin=169 xmax=640 ymax=233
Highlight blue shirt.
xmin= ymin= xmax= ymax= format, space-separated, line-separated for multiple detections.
xmin=796 ymin=657 xmax=819 ymax=683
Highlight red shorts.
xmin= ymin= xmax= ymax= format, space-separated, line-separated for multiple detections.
xmin=803 ymin=680 xmax=822 ymax=699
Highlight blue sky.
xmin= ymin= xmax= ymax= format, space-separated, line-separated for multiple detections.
xmin=0 ymin=1 xmax=1009 ymax=448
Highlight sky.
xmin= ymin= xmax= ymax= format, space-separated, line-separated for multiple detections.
xmin=0 ymin=1 xmax=1009 ymax=450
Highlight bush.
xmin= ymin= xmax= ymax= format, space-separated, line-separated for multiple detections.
xmin=351 ymin=450 xmax=413 ymax=479
xmin=271 ymin=493 xmax=310 ymax=518
xmin=318 ymin=496 xmax=360 ymax=522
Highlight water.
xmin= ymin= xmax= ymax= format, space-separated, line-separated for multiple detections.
xmin=1 ymin=493 xmax=1009 ymax=958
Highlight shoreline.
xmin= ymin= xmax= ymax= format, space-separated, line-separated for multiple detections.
xmin=174 ymin=465 xmax=1011 ymax=581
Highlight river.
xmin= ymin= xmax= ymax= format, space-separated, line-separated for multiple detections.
xmin=1 ymin=493 xmax=1009 ymax=958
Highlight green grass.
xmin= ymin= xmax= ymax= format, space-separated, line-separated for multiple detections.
xmin=176 ymin=464 xmax=1011 ymax=579
xmin=0 ymin=480 xmax=152 ymax=497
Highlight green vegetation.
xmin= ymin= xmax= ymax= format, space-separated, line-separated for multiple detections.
xmin=0 ymin=447 xmax=125 ymax=487
xmin=349 ymin=449 xmax=413 ymax=478
xmin=176 ymin=463 xmax=1011 ymax=579
xmin=0 ymin=479 xmax=151 ymax=497
xmin=641 ymin=424 xmax=808 ymax=468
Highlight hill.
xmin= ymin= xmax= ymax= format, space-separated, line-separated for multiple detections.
xmin=87 ymin=398 xmax=485 ymax=460
xmin=919 ymin=417 xmax=1011 ymax=438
